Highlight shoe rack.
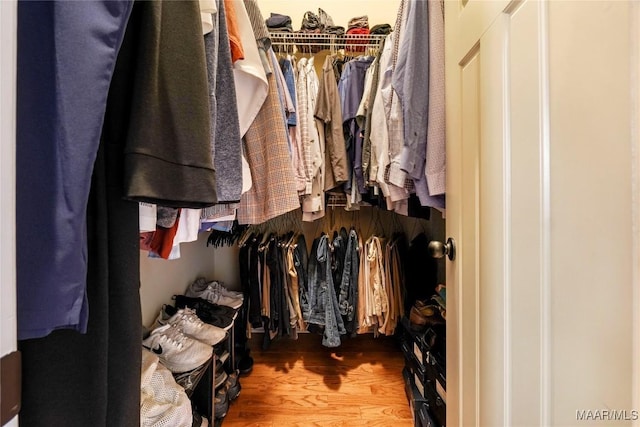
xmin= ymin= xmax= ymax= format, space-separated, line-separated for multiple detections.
xmin=177 ymin=307 xmax=239 ymax=425
xmin=399 ymin=316 xmax=446 ymax=427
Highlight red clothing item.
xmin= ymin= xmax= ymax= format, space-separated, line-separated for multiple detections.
xmin=224 ymin=0 xmax=245 ymax=62
xmin=345 ymin=28 xmax=370 ymax=54
xmin=139 ymin=232 xmax=155 ymax=252
xmin=149 ymin=209 xmax=181 ymax=259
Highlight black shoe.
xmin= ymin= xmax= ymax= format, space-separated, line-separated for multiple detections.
xmin=173 ymin=295 xmax=236 ymax=330
xmin=237 ymin=352 xmax=254 ymax=376
xmin=225 ymin=372 xmax=241 ymax=401
xmin=214 ymin=388 xmax=229 ymax=419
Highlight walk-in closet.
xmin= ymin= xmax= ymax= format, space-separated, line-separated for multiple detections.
xmin=3 ymin=1 xmax=639 ymax=427
xmin=134 ymin=1 xmax=449 ymax=424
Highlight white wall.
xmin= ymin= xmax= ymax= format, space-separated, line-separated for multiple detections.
xmin=0 ymin=1 xmax=18 ymax=426
xmin=140 ymin=233 xmax=234 ymax=327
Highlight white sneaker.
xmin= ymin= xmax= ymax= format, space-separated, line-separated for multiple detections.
xmin=142 ymin=324 xmax=213 ymax=373
xmin=186 ymin=279 xmax=244 ymax=310
xmin=189 ymin=278 xmax=244 ymax=300
xmin=155 ymin=306 xmax=227 ymax=346
xmin=208 ymin=280 xmax=244 ymax=300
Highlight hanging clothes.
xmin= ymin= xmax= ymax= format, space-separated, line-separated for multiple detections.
xmin=237 ymin=49 xmax=300 ymax=224
xmin=20 ymin=119 xmax=142 ymax=427
xmin=233 ymin=0 xmax=267 ymax=138
xmin=338 ymin=56 xmax=374 ymax=196
xmin=223 ymin=0 xmax=245 ymax=63
xmin=315 ymin=55 xmax=349 ymax=192
xmin=294 ymin=234 xmax=311 ymax=326
xmin=248 ymin=237 xmax=263 ymax=327
xmin=380 ymin=5 xmax=412 ymax=208
xmin=369 ymin=236 xmax=389 ymax=332
xmin=307 ymin=234 xmax=347 ymax=347
xmin=424 ymin=0 xmax=446 ymax=197
xmin=370 ymin=32 xmax=409 ymax=215
xmin=245 ymin=0 xmax=273 ymax=80
xmin=19 ymin=0 xmax=145 ymax=421
xmin=393 ymin=0 xmax=445 ymax=210
xmin=164 ymin=208 xmax=202 ymax=260
xmin=295 ymin=57 xmax=315 ymax=196
xmin=381 ymin=234 xmax=406 ymax=336
xmin=206 ymin=0 xmax=243 ymax=203
xmin=286 ymin=235 xmax=307 ymax=331
xmin=120 ymin=0 xmax=216 ymax=208
xmin=199 ymin=0 xmax=216 ymax=35
xmin=357 ymin=39 xmax=385 ymax=187
xmin=394 ymin=0 xmax=428 ymax=182
xmin=281 ymin=56 xmax=307 ymax=193
xmin=238 ymin=219 xmax=410 ymax=346
xmin=236 ymin=3 xmax=300 ymax=224
xmin=331 ymin=228 xmax=349 ymax=297
xmin=338 ymin=228 xmax=360 ymax=335
xmin=356 ymin=233 xmax=372 ymax=334
xmin=299 ymin=57 xmax=326 ymax=222
xmin=16 ymin=0 xmax=133 ymax=340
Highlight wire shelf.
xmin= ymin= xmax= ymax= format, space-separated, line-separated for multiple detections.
xmin=268 ymin=31 xmax=387 ymax=54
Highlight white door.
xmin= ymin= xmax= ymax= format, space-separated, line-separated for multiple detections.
xmin=446 ymin=1 xmax=640 ymax=426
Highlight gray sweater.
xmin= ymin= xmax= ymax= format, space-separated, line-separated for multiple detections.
xmin=205 ymin=0 xmax=243 ymax=203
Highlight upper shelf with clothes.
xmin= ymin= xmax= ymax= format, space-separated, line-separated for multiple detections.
xmin=268 ymin=32 xmax=388 ymax=55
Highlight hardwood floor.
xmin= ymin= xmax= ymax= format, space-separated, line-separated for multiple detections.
xmin=222 ymin=333 xmax=413 ymax=426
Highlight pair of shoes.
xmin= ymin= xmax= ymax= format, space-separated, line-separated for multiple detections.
xmin=154 ymin=306 xmax=227 ymax=346
xmin=224 ymin=371 xmax=241 ymax=401
xmin=173 ymin=295 xmax=236 ymax=331
xmin=142 ymin=324 xmax=213 ymax=373
xmin=186 ymin=278 xmax=244 ymax=310
xmin=214 ymin=388 xmax=229 ymax=419
xmin=191 ymin=277 xmax=244 ymax=299
xmin=409 ymin=301 xmax=445 ymax=331
xmin=409 ymin=305 xmax=429 ymax=330
xmin=414 ymin=299 xmax=439 ymax=315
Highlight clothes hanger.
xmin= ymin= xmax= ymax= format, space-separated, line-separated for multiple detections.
xmin=284 ymin=230 xmax=295 ymax=248
xmin=238 ymin=226 xmax=253 ymax=247
xmin=285 ymin=229 xmax=298 ymax=249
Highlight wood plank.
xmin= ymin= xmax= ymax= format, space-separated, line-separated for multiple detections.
xmin=221 ymin=334 xmax=413 ymax=425
xmin=358 ymin=404 xmax=413 ymax=420
xmin=234 ymin=394 xmax=330 ymax=408
xmin=248 ymin=361 xmax=404 ymax=376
